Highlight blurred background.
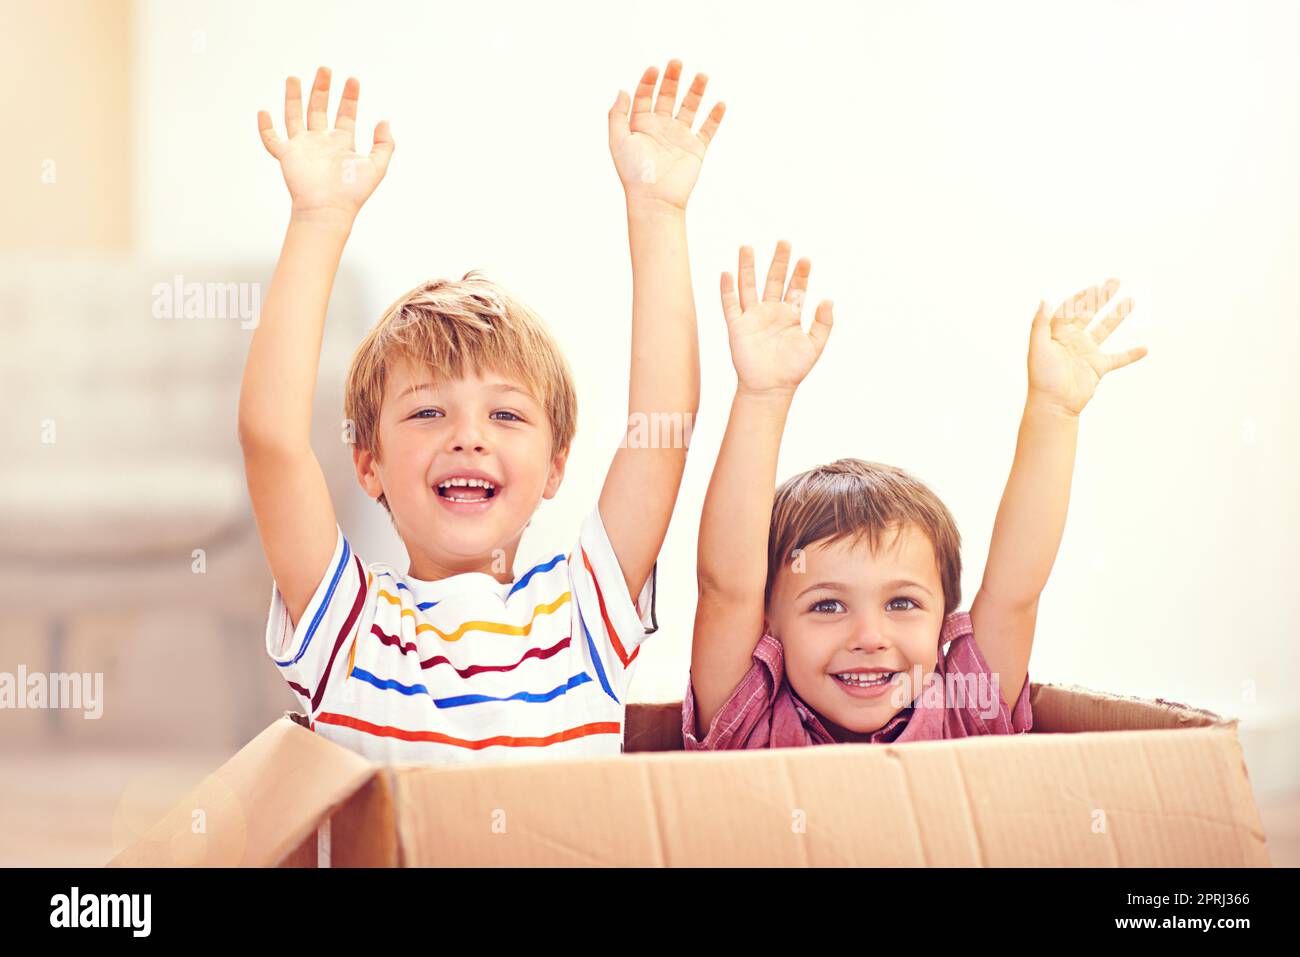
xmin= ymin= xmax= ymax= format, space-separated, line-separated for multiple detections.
xmin=1 ymin=0 xmax=1297 ymax=865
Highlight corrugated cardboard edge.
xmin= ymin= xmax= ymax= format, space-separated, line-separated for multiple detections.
xmin=1030 ymin=682 xmax=1234 ymax=732
xmin=327 ymin=767 xmax=401 ymax=866
xmin=109 ymin=712 xmax=378 ymax=867
xmin=624 ymin=683 xmax=1236 ymax=745
xmin=280 ymin=768 xmax=401 ymax=868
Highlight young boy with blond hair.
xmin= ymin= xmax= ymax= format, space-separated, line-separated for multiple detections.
xmin=240 ymin=62 xmax=723 ymax=763
xmin=686 ymin=243 xmax=1147 ymax=747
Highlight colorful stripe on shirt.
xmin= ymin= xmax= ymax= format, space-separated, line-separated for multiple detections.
xmin=369 ymin=625 xmax=572 ymax=676
xmin=306 ymin=553 xmax=367 ymax=713
xmin=276 ymin=538 xmax=353 ymax=668
xmin=314 ymin=711 xmax=621 ymax=750
xmin=374 ymin=589 xmax=570 ymax=642
xmin=347 ymin=666 xmax=593 ymax=708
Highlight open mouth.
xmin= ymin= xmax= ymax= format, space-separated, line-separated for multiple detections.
xmin=435 ymin=477 xmax=499 ymax=503
xmin=830 ymin=670 xmax=900 ymax=698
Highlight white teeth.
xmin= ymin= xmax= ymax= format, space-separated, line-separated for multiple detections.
xmin=835 ymin=672 xmax=894 ymax=687
xmin=438 ymin=477 xmax=496 ymax=489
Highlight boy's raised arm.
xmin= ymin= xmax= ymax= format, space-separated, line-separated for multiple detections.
xmin=970 ymin=281 xmax=1147 ymax=709
xmin=598 ymin=61 xmax=724 ymax=602
xmin=692 ymin=244 xmax=833 ymax=736
xmin=238 ymin=67 xmax=394 ymax=630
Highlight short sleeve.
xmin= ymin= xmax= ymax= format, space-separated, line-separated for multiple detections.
xmin=568 ymin=506 xmax=657 ymax=698
xmin=264 ymin=524 xmax=370 ymax=719
xmin=681 ymin=659 xmax=772 ymax=750
xmin=941 ymin=631 xmax=1034 ymax=736
xmin=681 ymin=635 xmax=808 ymax=750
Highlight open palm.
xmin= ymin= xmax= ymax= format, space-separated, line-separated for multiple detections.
xmin=609 ymin=60 xmax=725 ymax=210
xmin=257 ymin=67 xmax=394 ymax=219
xmin=1028 ymin=279 xmax=1148 ymax=415
xmin=722 ymin=242 xmax=834 ymax=395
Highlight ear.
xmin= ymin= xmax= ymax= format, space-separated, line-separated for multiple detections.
xmin=542 ymin=445 xmax=569 ymax=500
xmin=352 ymin=444 xmax=386 ymax=501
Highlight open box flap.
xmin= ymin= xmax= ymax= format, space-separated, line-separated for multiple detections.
xmin=1031 ymin=683 xmax=1233 ymax=733
xmin=109 ymin=714 xmax=377 ymax=867
xmin=618 ymin=684 xmax=1235 ymax=753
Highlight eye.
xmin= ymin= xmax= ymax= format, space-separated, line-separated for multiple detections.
xmin=411 ymin=408 xmax=444 ymax=419
xmin=490 ymin=410 xmax=523 ymax=422
xmin=887 ymin=597 xmax=919 ymax=611
xmin=809 ymin=598 xmax=846 ymax=614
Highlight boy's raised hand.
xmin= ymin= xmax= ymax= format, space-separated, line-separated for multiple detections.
xmin=257 ymin=67 xmax=395 ymax=221
xmin=1027 ymin=279 xmax=1148 ymax=416
xmin=609 ymin=60 xmax=725 ymax=211
xmin=721 ymin=242 xmax=834 ymax=396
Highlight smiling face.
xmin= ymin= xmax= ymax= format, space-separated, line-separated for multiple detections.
xmin=765 ymin=523 xmax=947 ymax=740
xmin=353 ymin=357 xmax=567 ymax=581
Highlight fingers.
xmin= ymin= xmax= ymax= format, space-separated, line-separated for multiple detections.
xmin=763 ymin=241 xmax=792 ymax=303
xmin=784 ymin=258 xmax=811 ymax=318
xmin=257 ymin=110 xmax=285 ymax=158
xmin=1090 ymin=297 xmax=1133 ymax=345
xmin=628 ymin=60 xmax=724 ymax=145
xmin=720 ymin=272 xmax=743 ymax=324
xmin=306 ymin=66 xmax=331 ymax=131
xmin=676 ymin=72 xmax=708 ymax=127
xmin=808 ymin=300 xmax=835 ymax=355
xmin=284 ymin=76 xmax=304 ymax=136
xmin=1102 ymin=345 xmax=1148 ymax=375
xmin=335 ymin=76 xmax=360 ymax=134
xmin=737 ymin=246 xmax=758 ymax=312
xmin=608 ymin=89 xmax=630 ymax=144
xmin=1053 ymin=278 xmax=1119 ymax=332
xmin=632 ymin=66 xmax=658 ymax=116
xmin=697 ymin=101 xmax=726 ymax=146
xmin=369 ymin=119 xmax=395 ymax=176
xmin=654 ymin=59 xmax=682 ymax=115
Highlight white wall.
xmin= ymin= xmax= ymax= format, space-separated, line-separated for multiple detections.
xmin=135 ymin=0 xmax=1300 ymax=755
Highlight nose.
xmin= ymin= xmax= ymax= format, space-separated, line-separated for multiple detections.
xmin=845 ymin=613 xmax=890 ymax=653
xmin=445 ymin=415 xmax=489 ymax=454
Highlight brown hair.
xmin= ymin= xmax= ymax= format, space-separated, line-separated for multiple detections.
xmin=766 ymin=458 xmax=962 ymax=615
xmin=344 ymin=271 xmax=578 ymax=513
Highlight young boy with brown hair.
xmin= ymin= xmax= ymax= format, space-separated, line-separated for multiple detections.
xmin=686 ymin=243 xmax=1146 ymax=747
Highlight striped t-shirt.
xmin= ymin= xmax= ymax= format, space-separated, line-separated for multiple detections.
xmin=264 ymin=506 xmax=657 ymax=765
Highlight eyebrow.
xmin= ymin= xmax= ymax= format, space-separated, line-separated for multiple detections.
xmin=399 ymin=382 xmax=535 ymax=401
xmin=794 ymin=579 xmax=934 ymax=600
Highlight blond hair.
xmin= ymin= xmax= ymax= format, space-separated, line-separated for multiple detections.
xmin=766 ymin=458 xmax=962 ymax=615
xmin=344 ymin=271 xmax=578 ymax=513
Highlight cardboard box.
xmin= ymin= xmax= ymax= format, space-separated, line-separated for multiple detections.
xmin=109 ymin=683 xmax=1271 ymax=867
